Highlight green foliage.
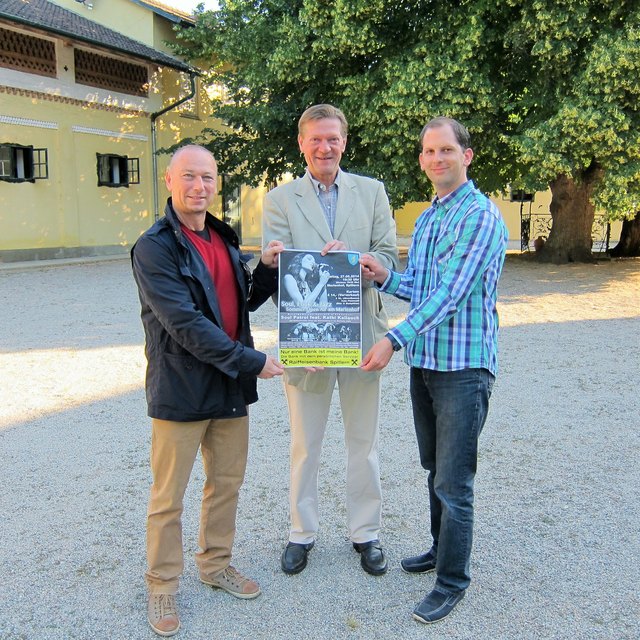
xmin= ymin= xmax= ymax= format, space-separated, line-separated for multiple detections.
xmin=172 ymin=0 xmax=640 ymax=217
xmin=503 ymin=0 xmax=640 ymax=218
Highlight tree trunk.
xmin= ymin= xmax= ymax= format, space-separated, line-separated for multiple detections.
xmin=537 ymin=169 xmax=602 ymax=264
xmin=609 ymin=211 xmax=640 ymax=257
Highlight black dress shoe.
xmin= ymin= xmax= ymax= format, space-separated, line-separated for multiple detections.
xmin=401 ymin=550 xmax=437 ymax=574
xmin=413 ymin=588 xmax=465 ymax=624
xmin=352 ymin=540 xmax=388 ymax=575
xmin=281 ymin=541 xmax=314 ymax=575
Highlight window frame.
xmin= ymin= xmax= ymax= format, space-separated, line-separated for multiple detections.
xmin=96 ymin=153 xmax=140 ymax=188
xmin=0 ymin=144 xmax=49 ymax=183
xmin=509 ymin=188 xmax=535 ymax=203
xmin=178 ymin=76 xmax=200 ymax=119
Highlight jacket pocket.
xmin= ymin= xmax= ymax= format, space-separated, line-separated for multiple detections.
xmin=152 ymin=353 xmax=226 ymax=416
xmin=344 ymin=222 xmax=371 ymax=252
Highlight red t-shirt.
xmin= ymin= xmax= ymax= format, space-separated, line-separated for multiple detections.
xmin=181 ymin=225 xmax=240 ymax=341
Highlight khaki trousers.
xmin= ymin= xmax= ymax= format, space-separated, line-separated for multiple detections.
xmin=284 ymin=369 xmax=382 ymax=545
xmin=145 ymin=416 xmax=249 ymax=595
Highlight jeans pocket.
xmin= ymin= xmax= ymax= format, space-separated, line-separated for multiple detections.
xmin=486 ymin=372 xmax=495 ymax=399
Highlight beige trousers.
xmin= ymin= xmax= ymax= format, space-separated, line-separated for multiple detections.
xmin=284 ymin=369 xmax=382 ymax=545
xmin=145 ymin=416 xmax=249 ymax=594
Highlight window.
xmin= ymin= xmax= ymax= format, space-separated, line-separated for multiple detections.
xmin=509 ymin=188 xmax=534 ymax=203
xmin=178 ymin=75 xmax=200 ymax=119
xmin=0 ymin=144 xmax=48 ymax=182
xmin=206 ymin=82 xmax=231 ymax=105
xmin=96 ymin=153 xmax=140 ymax=187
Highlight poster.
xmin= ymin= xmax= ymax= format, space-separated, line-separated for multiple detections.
xmin=278 ymin=250 xmax=362 ymax=368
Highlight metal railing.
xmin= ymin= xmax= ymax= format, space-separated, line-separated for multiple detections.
xmin=521 ymin=211 xmax=611 ymax=253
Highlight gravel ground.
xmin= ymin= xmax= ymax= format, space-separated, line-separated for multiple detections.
xmin=0 ymin=254 xmax=638 ymax=640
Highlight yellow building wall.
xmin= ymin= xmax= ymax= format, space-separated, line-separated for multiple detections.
xmin=393 ymin=191 xmax=555 ymax=241
xmin=239 ymin=183 xmax=269 ymax=244
xmin=393 ymin=200 xmax=427 ymax=236
xmin=0 ymin=93 xmax=153 ymax=251
xmin=0 ymin=117 xmax=60 ymax=251
xmin=394 ymin=189 xmax=621 ymax=250
xmin=54 ymin=1 xmax=192 ymax=57
xmin=53 ymin=0 xmax=156 ymax=48
xmin=152 ymin=14 xmax=186 ymax=56
xmin=0 ymin=7 xmax=216 ymax=259
xmin=72 ymin=127 xmax=152 ymax=249
xmin=0 ymin=78 xmax=213 ymax=256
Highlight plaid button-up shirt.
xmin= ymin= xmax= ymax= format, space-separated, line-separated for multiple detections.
xmin=381 ymin=180 xmax=508 ymax=375
xmin=307 ymin=170 xmax=339 ymax=235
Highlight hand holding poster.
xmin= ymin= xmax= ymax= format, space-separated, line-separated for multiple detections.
xmin=278 ymin=250 xmax=362 ymax=367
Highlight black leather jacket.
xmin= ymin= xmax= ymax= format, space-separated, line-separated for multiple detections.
xmin=131 ymin=198 xmax=278 ymax=421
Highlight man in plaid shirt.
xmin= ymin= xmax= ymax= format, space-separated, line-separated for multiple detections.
xmin=360 ymin=117 xmax=508 ymax=624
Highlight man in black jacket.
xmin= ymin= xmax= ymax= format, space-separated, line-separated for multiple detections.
xmin=131 ymin=145 xmax=284 ymax=637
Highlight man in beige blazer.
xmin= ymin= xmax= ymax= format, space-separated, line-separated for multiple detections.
xmin=262 ymin=104 xmax=398 ymax=576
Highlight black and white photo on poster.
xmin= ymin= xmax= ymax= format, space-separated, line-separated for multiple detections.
xmin=278 ymin=250 xmax=362 ymax=367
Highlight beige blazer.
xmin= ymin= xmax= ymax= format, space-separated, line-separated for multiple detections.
xmin=263 ymin=171 xmax=399 ymax=390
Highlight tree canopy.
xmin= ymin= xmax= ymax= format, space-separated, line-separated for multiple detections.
xmin=174 ymin=0 xmax=640 ymax=262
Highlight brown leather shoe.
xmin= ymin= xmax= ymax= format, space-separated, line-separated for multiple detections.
xmin=147 ymin=593 xmax=180 ymax=637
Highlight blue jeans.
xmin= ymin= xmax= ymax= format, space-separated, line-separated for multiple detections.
xmin=410 ymin=367 xmax=494 ymax=594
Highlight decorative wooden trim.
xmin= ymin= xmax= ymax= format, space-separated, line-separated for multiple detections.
xmin=0 ymin=27 xmax=56 ymax=78
xmin=0 ymin=85 xmax=149 ymax=115
xmin=74 ymin=49 xmax=149 ymax=97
